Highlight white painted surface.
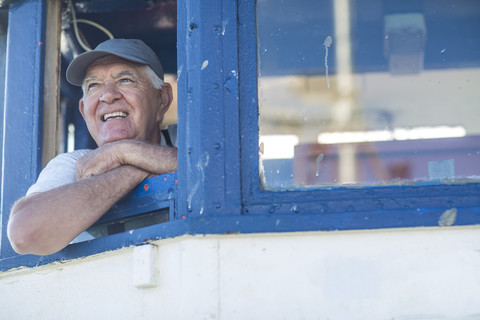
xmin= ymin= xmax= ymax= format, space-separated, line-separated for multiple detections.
xmin=1 ymin=226 xmax=480 ymax=320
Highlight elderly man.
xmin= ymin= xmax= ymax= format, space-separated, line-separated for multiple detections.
xmin=7 ymin=39 xmax=177 ymax=256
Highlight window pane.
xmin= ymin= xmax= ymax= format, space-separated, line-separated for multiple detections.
xmin=257 ymin=0 xmax=480 ymax=188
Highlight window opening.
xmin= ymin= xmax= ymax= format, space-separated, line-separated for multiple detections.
xmin=58 ymin=0 xmax=178 ymax=241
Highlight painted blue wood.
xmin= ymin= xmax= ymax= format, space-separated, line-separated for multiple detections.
xmin=238 ymin=0 xmax=261 ymax=203
xmin=0 ymin=0 xmax=46 ymax=259
xmin=97 ymin=172 xmax=177 ymax=224
xmin=242 ymin=182 xmax=480 ymax=215
xmin=0 ymin=11 xmax=8 ymax=238
xmin=177 ymin=0 xmax=241 ymax=219
xmin=2 ymin=203 xmax=479 ymax=271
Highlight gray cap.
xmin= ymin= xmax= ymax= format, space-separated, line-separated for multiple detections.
xmin=66 ymin=38 xmax=164 ymax=86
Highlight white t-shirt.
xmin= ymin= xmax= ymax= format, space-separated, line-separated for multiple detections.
xmin=26 ymin=149 xmax=92 ymax=195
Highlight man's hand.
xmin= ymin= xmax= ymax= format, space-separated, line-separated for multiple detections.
xmin=76 ymin=139 xmax=177 ymax=180
xmin=76 ymin=142 xmax=124 ymax=180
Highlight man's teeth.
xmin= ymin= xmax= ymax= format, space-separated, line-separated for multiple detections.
xmin=103 ymin=111 xmax=128 ymax=121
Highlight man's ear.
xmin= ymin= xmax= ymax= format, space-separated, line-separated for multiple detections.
xmin=156 ymin=83 xmax=173 ymax=122
xmin=79 ymin=99 xmax=86 ymax=119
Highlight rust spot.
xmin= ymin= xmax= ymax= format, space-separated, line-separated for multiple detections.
xmin=143 ymin=184 xmax=149 ymax=191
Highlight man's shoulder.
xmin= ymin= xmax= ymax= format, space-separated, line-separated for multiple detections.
xmin=47 ymin=149 xmax=93 ymax=166
xmin=56 ymin=149 xmax=93 ymax=160
xmin=26 ymin=149 xmax=93 ymax=195
xmin=41 ymin=149 xmax=93 ymax=177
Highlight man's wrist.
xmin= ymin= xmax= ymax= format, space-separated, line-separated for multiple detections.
xmin=116 ymin=164 xmax=150 ymax=183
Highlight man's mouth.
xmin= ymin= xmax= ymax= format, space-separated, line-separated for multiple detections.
xmin=102 ymin=111 xmax=128 ymax=122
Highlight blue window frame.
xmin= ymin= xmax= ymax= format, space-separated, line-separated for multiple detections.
xmin=1 ymin=0 xmax=46 ymax=263
xmin=239 ymin=0 xmax=480 ymax=225
xmin=0 ymin=0 xmax=180 ymax=270
xmin=1 ymin=0 xmax=480 ymax=272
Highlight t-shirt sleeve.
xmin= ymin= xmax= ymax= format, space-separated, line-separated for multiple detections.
xmin=26 ymin=149 xmax=92 ymax=195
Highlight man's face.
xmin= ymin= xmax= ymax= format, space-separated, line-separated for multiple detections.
xmin=79 ymin=56 xmax=170 ymax=146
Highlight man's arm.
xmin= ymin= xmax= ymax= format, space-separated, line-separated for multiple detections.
xmin=76 ymin=139 xmax=177 ymax=179
xmin=7 ymin=165 xmax=149 ymax=255
xmin=8 ymin=140 xmax=177 ymax=256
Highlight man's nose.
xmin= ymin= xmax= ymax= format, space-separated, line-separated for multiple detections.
xmin=99 ymin=83 xmax=122 ymax=103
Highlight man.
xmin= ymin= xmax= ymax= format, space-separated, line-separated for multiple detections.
xmin=7 ymin=39 xmax=177 ymax=256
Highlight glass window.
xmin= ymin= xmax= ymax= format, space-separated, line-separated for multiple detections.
xmin=257 ymin=0 xmax=480 ymax=188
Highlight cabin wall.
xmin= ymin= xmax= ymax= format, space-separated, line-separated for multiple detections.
xmin=1 ymin=226 xmax=479 ymax=319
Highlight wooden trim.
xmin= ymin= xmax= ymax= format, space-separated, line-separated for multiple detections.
xmin=41 ymin=0 xmax=61 ymax=167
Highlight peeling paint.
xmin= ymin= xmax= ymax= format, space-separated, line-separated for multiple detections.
xmin=222 ymin=19 xmax=228 ymax=35
xmin=187 ymin=180 xmax=200 ymax=213
xmin=186 ymin=152 xmax=210 ymax=214
xmin=177 ymin=64 xmax=183 ymax=79
xmin=438 ymin=208 xmax=457 ymax=226
xmin=224 ymin=70 xmax=238 ymax=94
xmin=201 ymin=60 xmax=209 ymax=70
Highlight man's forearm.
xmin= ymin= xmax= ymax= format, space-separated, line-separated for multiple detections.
xmin=8 ymin=165 xmax=148 ymax=255
xmin=76 ymin=140 xmax=177 ymax=180
xmin=121 ymin=140 xmax=178 ymax=174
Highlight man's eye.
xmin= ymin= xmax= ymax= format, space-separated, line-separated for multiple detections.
xmin=120 ymin=78 xmax=133 ymax=83
xmin=87 ymin=83 xmax=99 ymax=90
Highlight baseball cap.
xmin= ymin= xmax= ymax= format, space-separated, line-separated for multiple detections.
xmin=66 ymin=38 xmax=164 ymax=86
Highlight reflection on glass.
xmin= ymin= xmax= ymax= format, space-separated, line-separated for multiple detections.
xmin=257 ymin=0 xmax=480 ymax=188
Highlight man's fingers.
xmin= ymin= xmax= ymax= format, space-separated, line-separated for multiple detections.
xmin=76 ymin=142 xmax=128 ymax=180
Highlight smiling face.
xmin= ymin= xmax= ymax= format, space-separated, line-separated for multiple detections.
xmin=79 ymin=56 xmax=172 ymax=146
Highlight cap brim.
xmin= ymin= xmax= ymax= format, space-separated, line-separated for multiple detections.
xmin=66 ymin=50 xmax=147 ymax=86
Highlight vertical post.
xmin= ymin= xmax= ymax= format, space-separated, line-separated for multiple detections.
xmin=0 ymin=0 xmax=46 ymax=258
xmin=42 ymin=0 xmax=61 ymax=166
xmin=333 ymin=0 xmax=358 ymax=183
xmin=0 ymin=11 xmax=8 ymax=224
xmin=177 ymin=0 xmax=241 ymax=219
xmin=238 ymin=0 xmax=261 ymax=205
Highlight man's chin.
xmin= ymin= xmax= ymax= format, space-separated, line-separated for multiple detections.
xmin=97 ymin=133 xmax=134 ymax=146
